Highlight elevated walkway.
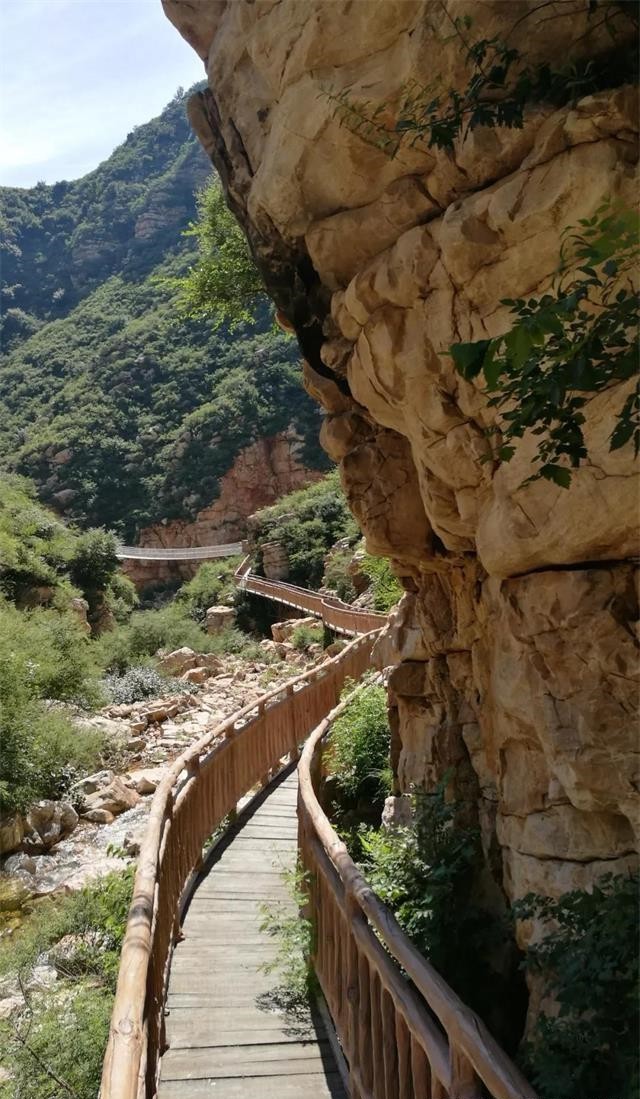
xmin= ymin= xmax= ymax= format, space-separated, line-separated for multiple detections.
xmin=158 ymin=769 xmax=346 ymax=1099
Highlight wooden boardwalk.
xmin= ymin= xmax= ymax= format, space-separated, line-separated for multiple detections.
xmin=158 ymin=769 xmax=347 ymax=1098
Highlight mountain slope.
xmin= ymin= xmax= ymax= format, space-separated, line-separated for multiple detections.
xmin=0 ymin=89 xmax=327 ymax=539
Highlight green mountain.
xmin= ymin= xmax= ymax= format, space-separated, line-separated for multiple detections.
xmin=0 ymin=88 xmax=326 ymax=539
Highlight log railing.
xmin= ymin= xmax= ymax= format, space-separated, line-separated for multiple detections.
xmin=235 ymin=555 xmax=387 ymax=636
xmin=100 ymin=630 xmax=377 ymax=1099
xmin=298 ymin=695 xmax=538 ymax=1099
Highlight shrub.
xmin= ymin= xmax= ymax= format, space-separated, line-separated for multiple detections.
xmin=102 ymin=665 xmax=190 ymax=705
xmin=68 ymin=527 xmax=120 ymax=594
xmin=251 ymin=471 xmax=359 ymax=589
xmin=359 ymin=789 xmax=510 ymax=1029
xmin=0 ymin=475 xmax=75 ymax=600
xmin=0 ymin=868 xmax=134 ymax=1099
xmin=322 ymin=546 xmax=357 ymax=603
xmin=514 ymin=873 xmax=639 ymax=1099
xmin=105 ymin=570 xmax=139 ymax=623
xmin=0 ymin=600 xmax=101 ymax=706
xmin=290 ymin=623 xmax=323 ymax=652
xmin=360 ymin=554 xmax=404 ymax=612
xmin=176 ymin=556 xmax=241 ymax=621
xmin=326 ymin=682 xmax=391 ymax=805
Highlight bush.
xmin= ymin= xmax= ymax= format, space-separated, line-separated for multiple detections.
xmin=0 ymin=475 xmax=76 ymax=601
xmin=361 ymin=554 xmax=404 ymax=612
xmin=515 ymin=873 xmax=639 ymax=1099
xmin=68 ymin=527 xmax=119 ymax=595
xmin=290 ymin=623 xmax=323 ymax=652
xmin=326 ymin=682 xmax=391 ymax=805
xmin=251 ymin=471 xmax=358 ymax=589
xmin=0 ymin=600 xmax=100 ymax=706
xmin=359 ymin=789 xmax=511 ymax=1031
xmin=322 ymin=547 xmax=357 ymax=603
xmin=102 ymin=664 xmax=190 ymax=705
xmin=104 ymin=570 xmax=138 ymax=623
xmin=176 ymin=557 xmax=241 ymax=621
xmin=0 ymin=868 xmax=134 ymax=1099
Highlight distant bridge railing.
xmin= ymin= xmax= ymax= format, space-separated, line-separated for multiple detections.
xmin=298 ymin=694 xmax=538 ymax=1099
xmin=116 ymin=542 xmax=243 ymax=562
xmin=100 ymin=630 xmax=378 ymax=1099
xmin=235 ymin=555 xmax=387 ymax=636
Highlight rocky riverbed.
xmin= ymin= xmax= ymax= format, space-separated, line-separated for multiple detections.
xmin=0 ymin=632 xmax=320 ymax=928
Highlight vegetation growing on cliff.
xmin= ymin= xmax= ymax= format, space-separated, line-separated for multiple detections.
xmin=515 ymin=873 xmax=639 ymax=1099
xmin=451 ymin=203 xmax=639 ymax=486
xmin=250 ymin=470 xmax=359 ymax=588
xmin=171 ymin=178 xmax=266 ymax=328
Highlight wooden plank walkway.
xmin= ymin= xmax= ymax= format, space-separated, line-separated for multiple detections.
xmin=158 ymin=769 xmax=347 ymax=1099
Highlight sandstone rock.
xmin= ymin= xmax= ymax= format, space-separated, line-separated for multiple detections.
xmin=381 ymin=795 xmax=413 ymax=830
xmin=0 ymin=815 xmax=24 ymax=856
xmin=84 ymin=777 xmax=140 ymax=817
xmin=3 ymin=853 xmax=36 ymax=876
xmin=82 ymin=809 xmax=115 ymax=825
xmin=199 ymin=653 xmax=223 ymax=672
xmin=23 ymin=801 xmax=78 ymax=853
xmin=205 ymin=606 xmax=235 ymax=634
xmin=271 ymin=617 xmax=317 ymax=643
xmin=180 ymin=666 xmax=207 ymax=684
xmin=127 ymin=767 xmax=165 ymax=796
xmin=158 ymin=647 xmax=198 ymax=675
xmin=260 ymin=541 xmax=289 ymax=581
xmin=71 ymin=770 xmax=116 ymax=799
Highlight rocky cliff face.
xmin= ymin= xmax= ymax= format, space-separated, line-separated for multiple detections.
xmin=163 ymin=0 xmax=638 ymax=1026
xmin=123 ymin=429 xmax=321 ymax=586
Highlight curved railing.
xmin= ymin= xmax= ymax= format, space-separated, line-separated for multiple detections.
xmin=116 ymin=542 xmax=243 ymax=562
xmin=298 ymin=695 xmax=538 ymax=1099
xmin=235 ymin=555 xmax=387 ymax=636
xmin=100 ymin=631 xmax=378 ymax=1099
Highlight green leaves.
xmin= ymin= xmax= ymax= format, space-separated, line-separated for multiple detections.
xmin=449 ymin=204 xmax=639 ymax=486
xmin=515 ymin=874 xmax=639 ymax=1099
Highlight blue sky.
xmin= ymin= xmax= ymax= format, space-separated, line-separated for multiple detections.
xmin=0 ymin=0 xmax=205 ymax=188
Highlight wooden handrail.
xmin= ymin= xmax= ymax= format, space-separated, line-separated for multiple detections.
xmin=100 ymin=631 xmax=378 ymax=1099
xmin=297 ymin=695 xmax=538 ymax=1099
xmin=234 ymin=555 xmax=387 ymax=635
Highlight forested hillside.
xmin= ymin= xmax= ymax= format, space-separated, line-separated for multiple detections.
xmin=0 ymin=87 xmax=326 ymax=538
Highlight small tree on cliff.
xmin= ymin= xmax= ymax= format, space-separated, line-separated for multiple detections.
xmin=173 ymin=179 xmax=267 ymax=328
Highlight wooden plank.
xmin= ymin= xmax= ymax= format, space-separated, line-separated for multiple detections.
xmin=158 ymin=1073 xmax=346 ymax=1098
xmin=158 ymin=771 xmax=345 ymax=1098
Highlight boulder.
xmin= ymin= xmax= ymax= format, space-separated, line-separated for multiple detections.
xmin=181 ymin=666 xmax=208 ymax=684
xmin=127 ymin=767 xmax=165 ymax=796
xmin=22 ymin=801 xmax=78 ymax=853
xmin=82 ymin=808 xmax=115 ymax=825
xmin=205 ymin=605 xmax=236 ymax=634
xmin=271 ymin=617 xmax=317 ymax=643
xmin=0 ymin=814 xmax=25 ymax=856
xmin=84 ymin=777 xmax=140 ymax=817
xmin=158 ymin=647 xmax=198 ymax=675
xmin=3 ymin=853 xmax=36 ymax=876
xmin=70 ymin=769 xmax=115 ymax=799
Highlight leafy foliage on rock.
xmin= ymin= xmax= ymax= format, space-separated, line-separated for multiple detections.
xmin=359 ymin=787 xmax=513 ymax=1034
xmin=171 ymin=178 xmax=266 ymax=327
xmin=326 ymin=682 xmax=391 ymax=805
xmin=514 ymin=873 xmax=639 ymax=1099
xmin=329 ymin=6 xmax=636 ymax=156
xmin=251 ymin=471 xmax=358 ymax=588
xmin=360 ymin=553 xmax=404 ymax=612
xmin=451 ymin=203 xmax=639 ymax=486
